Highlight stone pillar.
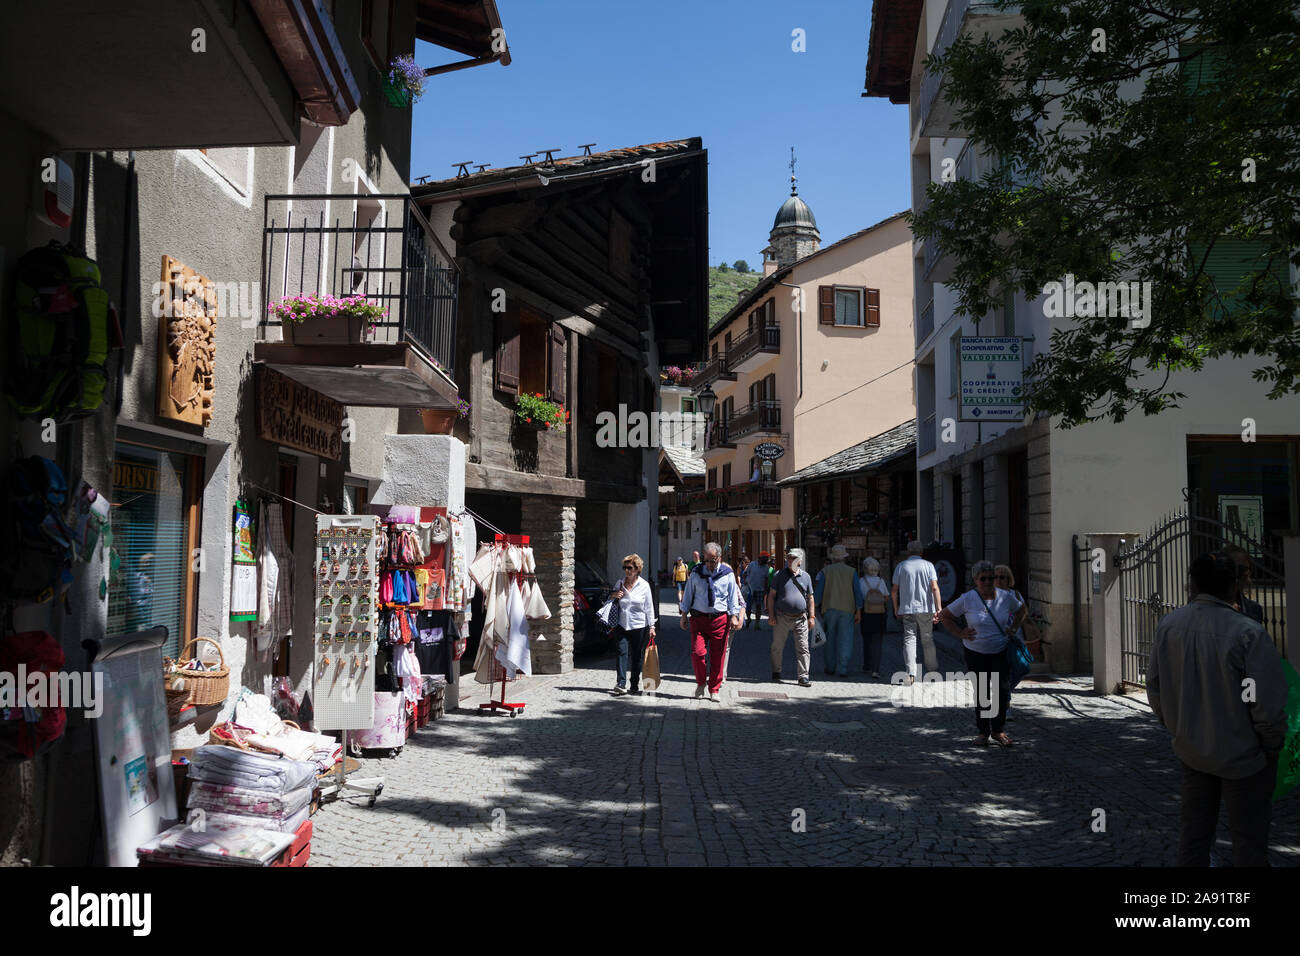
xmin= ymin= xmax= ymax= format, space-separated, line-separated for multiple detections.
xmin=524 ymin=497 xmax=576 ymax=674
xmin=1086 ymin=533 xmax=1139 ymax=695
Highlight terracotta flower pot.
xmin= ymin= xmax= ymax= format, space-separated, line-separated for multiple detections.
xmin=421 ymin=408 xmax=457 ymax=434
xmin=285 ymin=313 xmax=367 ymax=345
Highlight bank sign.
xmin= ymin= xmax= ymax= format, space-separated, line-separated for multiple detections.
xmin=959 ymin=337 xmax=1024 ymax=422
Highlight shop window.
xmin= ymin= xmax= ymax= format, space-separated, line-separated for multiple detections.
xmin=107 ymin=442 xmax=202 ymax=659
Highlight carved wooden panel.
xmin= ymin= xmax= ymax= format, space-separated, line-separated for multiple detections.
xmin=157 ymin=255 xmax=217 ymax=426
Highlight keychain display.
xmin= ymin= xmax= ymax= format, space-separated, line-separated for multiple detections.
xmin=312 ymin=516 xmax=380 ymax=730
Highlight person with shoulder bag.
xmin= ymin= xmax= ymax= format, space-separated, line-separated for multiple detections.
xmin=858 ymin=557 xmax=890 ymax=678
xmin=937 ymin=560 xmax=1029 ymax=747
xmin=766 ymin=547 xmax=816 ymax=687
xmin=609 ymin=553 xmax=656 ymax=695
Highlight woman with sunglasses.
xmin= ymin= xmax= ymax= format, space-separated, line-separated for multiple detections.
xmin=610 ymin=553 xmax=657 ymax=695
xmin=937 ymin=560 xmax=1028 ymax=747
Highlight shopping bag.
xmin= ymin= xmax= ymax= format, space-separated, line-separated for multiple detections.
xmin=1273 ymin=660 xmax=1300 ymax=801
xmin=595 ymin=599 xmax=616 ymax=630
xmin=810 ymin=619 xmax=826 ymax=648
xmin=1006 ymin=634 xmax=1034 ymax=691
xmin=641 ymin=639 xmax=661 ymax=692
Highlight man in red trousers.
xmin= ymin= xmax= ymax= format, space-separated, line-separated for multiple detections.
xmin=678 ymin=541 xmax=743 ymax=702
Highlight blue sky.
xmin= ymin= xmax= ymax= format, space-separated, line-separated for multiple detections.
xmin=411 ymin=0 xmax=911 ymax=267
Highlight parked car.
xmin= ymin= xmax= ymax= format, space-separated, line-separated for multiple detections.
xmin=573 ymin=558 xmax=615 ymax=651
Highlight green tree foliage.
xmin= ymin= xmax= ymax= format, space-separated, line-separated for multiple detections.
xmin=733 ymin=260 xmax=751 ymax=273
xmin=913 ymin=0 xmax=1299 ymax=426
xmin=717 ymin=260 xmax=730 ymax=271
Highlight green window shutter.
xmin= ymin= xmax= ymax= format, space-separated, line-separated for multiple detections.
xmin=1189 ymin=238 xmax=1289 ymax=319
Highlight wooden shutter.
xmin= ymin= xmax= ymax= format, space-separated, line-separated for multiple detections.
xmin=840 ymin=480 xmax=852 ymax=518
xmin=494 ymin=305 xmax=520 ymax=395
xmin=722 ymin=464 xmax=732 ymax=488
xmin=547 ymin=323 xmax=566 ymax=404
xmin=818 ymin=285 xmax=835 ymax=325
xmin=865 ymin=288 xmax=881 ymax=327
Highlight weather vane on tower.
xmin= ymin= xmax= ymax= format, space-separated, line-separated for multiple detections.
xmin=789 ymin=146 xmax=798 ymax=195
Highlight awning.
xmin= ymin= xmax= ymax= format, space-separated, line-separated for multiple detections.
xmin=254 ymin=343 xmax=458 ymax=409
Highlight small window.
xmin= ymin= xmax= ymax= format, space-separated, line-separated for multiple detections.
xmin=834 ymin=288 xmax=863 ymax=326
xmin=680 ymin=396 xmax=697 ymax=414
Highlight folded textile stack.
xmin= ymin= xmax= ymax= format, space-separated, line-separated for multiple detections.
xmin=187 ymin=745 xmax=318 ymax=794
xmin=228 ymin=692 xmax=341 ymax=772
xmin=137 ymin=820 xmax=295 ymax=867
xmin=188 ymin=780 xmax=313 ymax=833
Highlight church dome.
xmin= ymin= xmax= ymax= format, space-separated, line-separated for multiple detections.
xmin=772 ymin=192 xmax=818 ymax=233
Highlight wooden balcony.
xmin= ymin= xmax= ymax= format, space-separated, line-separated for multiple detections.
xmin=728 ymin=324 xmax=780 ymax=373
xmin=725 ymin=401 xmax=781 ymax=442
xmin=689 ymin=354 xmax=736 ymax=390
xmin=687 ymin=483 xmax=781 ymax=516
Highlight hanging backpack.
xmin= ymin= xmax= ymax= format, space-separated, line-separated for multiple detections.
xmin=0 ymin=456 xmax=77 ymax=606
xmin=5 ymin=241 xmax=119 ymax=422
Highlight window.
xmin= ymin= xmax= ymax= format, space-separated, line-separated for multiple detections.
xmin=107 ymin=442 xmax=203 ymax=659
xmin=361 ymin=0 xmax=396 ymax=70
xmin=708 ymin=467 xmax=717 ymax=490
xmin=835 ymin=288 xmax=863 ymax=326
xmin=722 ymin=464 xmax=732 ymax=488
xmin=1188 ymin=238 xmax=1290 ymax=320
xmin=819 ymin=286 xmax=881 ymax=327
xmin=496 ymin=304 xmax=566 ymax=403
xmin=724 ymin=331 xmax=732 ymax=352
xmin=519 ymin=310 xmax=548 ymax=396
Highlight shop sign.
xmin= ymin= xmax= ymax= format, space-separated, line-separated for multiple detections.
xmin=255 ymin=365 xmax=343 ymax=460
xmin=959 ymin=337 xmax=1023 ymax=422
xmin=755 ymin=442 xmax=785 ymax=460
xmin=1219 ymin=494 xmax=1264 ymax=555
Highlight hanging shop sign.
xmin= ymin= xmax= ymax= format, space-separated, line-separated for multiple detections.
xmin=958 ymin=336 xmax=1024 ymax=422
xmin=157 ymin=255 xmax=217 ymax=427
xmin=255 ymin=365 xmax=344 ymax=460
xmin=1219 ymin=494 xmax=1264 ymax=556
xmin=754 ymin=442 xmax=785 ymax=460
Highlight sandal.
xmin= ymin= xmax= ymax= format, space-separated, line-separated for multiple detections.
xmin=995 ymin=733 xmax=1014 ymax=747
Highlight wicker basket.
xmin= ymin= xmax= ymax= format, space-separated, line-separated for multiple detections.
xmin=165 ymin=682 xmax=189 ymax=722
xmin=177 ymin=637 xmax=230 ymax=707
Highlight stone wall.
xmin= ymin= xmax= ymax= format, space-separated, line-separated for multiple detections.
xmin=524 ymin=497 xmax=576 ymax=673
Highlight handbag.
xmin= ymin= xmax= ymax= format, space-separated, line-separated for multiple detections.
xmin=979 ymin=592 xmax=1032 ymax=690
xmin=595 ymin=598 xmax=617 ymax=630
xmin=641 ymin=636 xmax=661 ymax=692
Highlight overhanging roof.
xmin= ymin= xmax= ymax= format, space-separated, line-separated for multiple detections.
xmin=417 ymin=0 xmax=511 ymax=64
xmin=661 ymin=444 xmax=706 ymax=482
xmin=863 ymin=0 xmax=924 ymax=103
xmin=778 ymin=420 xmax=916 ymax=486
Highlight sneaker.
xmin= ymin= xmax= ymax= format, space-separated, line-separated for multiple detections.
xmin=694 ymin=684 xmax=706 ymax=698
xmin=798 ymin=677 xmax=811 ymax=687
xmin=771 ymin=671 xmax=782 ymax=682
xmin=871 ymin=671 xmax=880 ymax=679
xmin=709 ymin=691 xmax=720 ymax=702
xmin=613 ymin=686 xmax=627 ymax=695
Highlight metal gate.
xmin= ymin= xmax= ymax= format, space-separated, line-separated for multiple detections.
xmin=1115 ymin=500 xmax=1288 ymax=687
xmin=1071 ymin=534 xmax=1093 ymax=671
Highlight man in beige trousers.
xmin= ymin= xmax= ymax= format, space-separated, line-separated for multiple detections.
xmin=767 ymin=547 xmax=816 ymax=687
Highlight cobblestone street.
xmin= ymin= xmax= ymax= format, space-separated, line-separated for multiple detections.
xmin=311 ymin=590 xmax=1300 ymax=866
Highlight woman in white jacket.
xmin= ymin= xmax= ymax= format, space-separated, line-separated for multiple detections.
xmin=610 ymin=553 xmax=657 ymax=694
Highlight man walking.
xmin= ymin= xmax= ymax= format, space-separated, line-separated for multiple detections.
xmin=892 ymin=541 xmax=942 ymax=684
xmin=814 ymin=544 xmax=861 ymax=677
xmin=679 ymin=541 xmax=743 ymax=702
xmin=746 ymin=552 xmax=771 ymax=629
xmin=1147 ymin=550 xmax=1287 ymax=867
xmin=767 ymin=547 xmax=815 ymax=686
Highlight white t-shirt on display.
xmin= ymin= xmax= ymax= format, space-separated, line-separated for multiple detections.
xmin=892 ymin=556 xmax=938 ymax=614
xmin=946 ymin=588 xmax=1024 ymax=654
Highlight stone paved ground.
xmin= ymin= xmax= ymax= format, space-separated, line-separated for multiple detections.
xmin=310 ymin=589 xmax=1300 ymax=866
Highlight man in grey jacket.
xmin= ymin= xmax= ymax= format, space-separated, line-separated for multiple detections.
xmin=1147 ymin=550 xmax=1287 ymax=867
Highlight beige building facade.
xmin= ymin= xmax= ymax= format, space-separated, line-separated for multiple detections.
xmin=691 ymin=199 xmax=914 ymax=566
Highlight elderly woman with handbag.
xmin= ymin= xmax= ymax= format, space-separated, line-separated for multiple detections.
xmin=610 ymin=553 xmax=657 ymax=695
xmin=937 ymin=560 xmax=1029 ymax=747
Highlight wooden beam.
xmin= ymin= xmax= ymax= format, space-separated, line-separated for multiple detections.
xmin=466 ymin=461 xmax=645 ymax=503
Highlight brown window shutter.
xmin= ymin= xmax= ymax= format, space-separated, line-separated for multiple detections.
xmin=840 ymin=480 xmax=852 ymax=518
xmin=865 ymin=288 xmax=881 ymax=327
xmin=547 ymin=323 xmax=566 ymax=404
xmin=494 ymin=305 xmax=520 ymax=395
xmin=818 ymin=285 xmax=835 ymax=325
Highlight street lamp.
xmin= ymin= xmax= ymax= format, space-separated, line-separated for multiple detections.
xmin=697 ymin=383 xmax=717 ymax=418
xmin=759 ymin=458 xmax=774 ymax=482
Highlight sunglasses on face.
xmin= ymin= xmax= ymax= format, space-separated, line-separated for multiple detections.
xmin=623 ymin=565 xmax=635 ymax=570
xmin=977 ymin=576 xmax=994 ymax=583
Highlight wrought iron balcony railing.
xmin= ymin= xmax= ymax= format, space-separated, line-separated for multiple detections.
xmin=727 ymin=323 xmax=780 ymax=369
xmin=689 ymin=354 xmax=735 ymax=390
xmin=259 ymin=193 xmax=458 ymax=378
xmin=725 ymin=400 xmax=781 ymax=442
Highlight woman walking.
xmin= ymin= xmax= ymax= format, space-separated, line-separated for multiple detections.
xmin=937 ymin=560 xmax=1028 ymax=747
xmin=611 ymin=553 xmax=656 ymax=695
xmin=673 ymin=556 xmax=689 ymax=603
xmin=858 ymin=558 xmax=889 ymax=677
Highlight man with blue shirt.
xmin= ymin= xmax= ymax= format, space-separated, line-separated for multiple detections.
xmin=814 ymin=544 xmax=862 ymax=677
xmin=679 ymin=541 xmax=743 ymax=702
xmin=892 ymin=540 xmax=943 ymax=684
